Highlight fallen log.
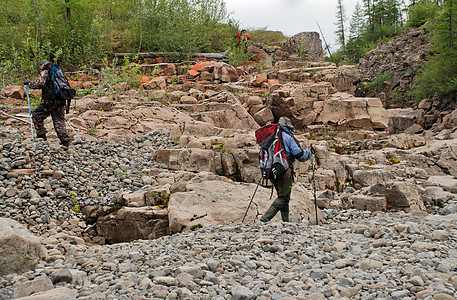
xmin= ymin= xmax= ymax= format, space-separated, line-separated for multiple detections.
xmin=113 ymin=52 xmax=227 ymax=61
xmin=0 ymin=110 xmax=32 ymax=125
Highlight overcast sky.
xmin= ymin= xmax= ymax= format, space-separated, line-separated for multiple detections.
xmin=224 ymin=0 xmax=360 ymax=52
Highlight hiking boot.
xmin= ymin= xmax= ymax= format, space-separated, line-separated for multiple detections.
xmin=36 ymin=134 xmax=47 ymax=141
xmin=60 ymin=135 xmax=71 ymax=148
xmin=61 ymin=139 xmax=71 ymax=148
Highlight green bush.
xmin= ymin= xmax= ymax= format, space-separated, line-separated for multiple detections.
xmin=128 ymin=0 xmax=237 ymax=53
xmin=227 ymin=46 xmax=252 ymax=67
xmin=248 ymin=28 xmax=288 ymax=46
xmin=365 ymin=71 xmax=394 ymax=91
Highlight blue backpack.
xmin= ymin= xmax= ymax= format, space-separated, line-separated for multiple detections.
xmin=49 ymin=64 xmax=76 ymax=113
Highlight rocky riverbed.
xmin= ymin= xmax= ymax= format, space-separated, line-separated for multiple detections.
xmin=1 ymin=209 xmax=456 ymax=300
xmin=0 ymin=128 xmax=170 ymax=232
xmin=2 ymin=30 xmax=457 ymax=298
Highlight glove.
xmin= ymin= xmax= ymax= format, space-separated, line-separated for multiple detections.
xmin=23 ymin=81 xmax=30 ymax=86
xmin=309 ymin=144 xmax=316 ymax=154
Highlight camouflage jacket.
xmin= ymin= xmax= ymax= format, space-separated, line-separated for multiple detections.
xmin=28 ymin=67 xmax=58 ymax=100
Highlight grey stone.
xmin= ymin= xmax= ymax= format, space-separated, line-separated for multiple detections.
xmin=231 ymin=284 xmax=255 ymax=300
xmin=50 ymin=269 xmax=73 ymax=284
xmin=13 ymin=276 xmax=54 ymax=298
xmin=0 ymin=218 xmax=43 ymax=276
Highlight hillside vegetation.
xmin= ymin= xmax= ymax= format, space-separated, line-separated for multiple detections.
xmin=0 ymin=0 xmax=455 ymax=104
xmin=0 ymin=0 xmax=237 ymax=76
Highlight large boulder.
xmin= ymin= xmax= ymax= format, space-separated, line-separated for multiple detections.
xmin=440 ymin=108 xmax=457 ymax=130
xmin=252 ymin=107 xmax=274 ymax=126
xmin=154 ymin=130 xmax=263 ymax=183
xmin=187 ymin=61 xmax=239 ymax=83
xmin=119 ymin=186 xmax=170 ymax=207
xmin=426 ymin=175 xmax=457 ymax=193
xmin=196 ymin=103 xmax=260 ymax=130
xmin=85 ymin=96 xmax=117 ymax=112
xmin=154 ymin=148 xmax=222 ymax=174
xmin=4 ymin=85 xmax=26 ymax=99
xmin=388 ymin=108 xmax=418 ymax=134
xmin=313 ymin=65 xmax=358 ymax=94
xmin=384 ymin=133 xmax=426 ymax=149
xmin=437 ymin=144 xmax=457 ymax=178
xmin=353 ymin=169 xmax=395 ymax=188
xmin=385 ymin=182 xmax=427 ymax=212
xmin=280 ymin=32 xmax=324 ymax=62
xmin=318 ymin=94 xmax=389 ymax=130
xmin=168 ymin=180 xmax=322 ymax=234
xmin=349 ymin=195 xmax=387 ymax=212
xmin=0 ymin=218 xmax=43 ymax=276
xmin=268 ymin=82 xmax=335 ymax=128
xmin=95 ymin=207 xmax=169 ymax=243
xmin=268 ymin=87 xmax=388 ymax=131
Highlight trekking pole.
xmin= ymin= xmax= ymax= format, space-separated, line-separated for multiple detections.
xmin=64 ymin=117 xmax=83 ymax=143
xmin=242 ymin=177 xmax=262 ymax=223
xmin=311 ymin=154 xmax=318 ymax=225
xmin=25 ymin=85 xmax=35 ymax=140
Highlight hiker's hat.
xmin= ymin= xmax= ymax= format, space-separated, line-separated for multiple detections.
xmin=278 ymin=117 xmax=293 ymax=129
xmin=37 ymin=60 xmax=50 ymax=69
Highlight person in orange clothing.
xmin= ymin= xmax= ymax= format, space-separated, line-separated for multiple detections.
xmin=236 ymin=29 xmax=251 ymax=50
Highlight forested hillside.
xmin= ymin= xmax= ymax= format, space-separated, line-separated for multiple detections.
xmin=334 ymin=0 xmax=457 ymax=103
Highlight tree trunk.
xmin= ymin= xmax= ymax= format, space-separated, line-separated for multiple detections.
xmin=64 ymin=0 xmax=71 ymax=23
xmin=450 ymin=0 xmax=454 ymax=49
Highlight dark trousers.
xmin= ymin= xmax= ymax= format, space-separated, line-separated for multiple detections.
xmin=260 ymin=169 xmax=293 ymax=222
xmin=32 ymin=99 xmax=69 ymax=143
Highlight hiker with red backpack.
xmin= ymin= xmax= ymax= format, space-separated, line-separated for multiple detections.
xmin=258 ymin=117 xmax=316 ymax=222
xmin=23 ymin=60 xmax=73 ymax=148
xmin=236 ymin=29 xmax=251 ymax=51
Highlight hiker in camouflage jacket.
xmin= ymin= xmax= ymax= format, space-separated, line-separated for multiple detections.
xmin=260 ymin=117 xmax=316 ymax=222
xmin=24 ymin=60 xmax=71 ymax=147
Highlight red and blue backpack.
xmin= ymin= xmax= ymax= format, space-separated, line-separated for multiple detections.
xmin=255 ymin=123 xmax=290 ymax=185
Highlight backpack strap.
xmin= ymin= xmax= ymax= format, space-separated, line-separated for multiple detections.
xmin=49 ymin=64 xmax=60 ymax=94
xmin=277 ymin=127 xmax=289 ymax=164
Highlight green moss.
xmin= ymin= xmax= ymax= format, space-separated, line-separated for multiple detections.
xmin=190 ymin=224 xmax=203 ymax=231
xmin=211 ymin=141 xmax=225 ymax=148
xmin=72 ymin=204 xmax=81 ymax=213
xmin=388 ymin=157 xmax=400 ymax=164
xmin=334 ymin=145 xmax=352 ymax=155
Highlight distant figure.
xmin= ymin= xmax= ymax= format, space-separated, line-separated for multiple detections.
xmin=236 ymin=29 xmax=251 ymax=50
xmin=23 ymin=60 xmax=71 ymax=148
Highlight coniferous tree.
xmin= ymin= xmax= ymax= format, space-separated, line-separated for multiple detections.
xmin=335 ymin=0 xmax=347 ymax=52
xmin=345 ymin=1 xmax=367 ymax=61
xmin=349 ymin=1 xmax=366 ymax=39
xmin=363 ymin=0 xmax=375 ymax=41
